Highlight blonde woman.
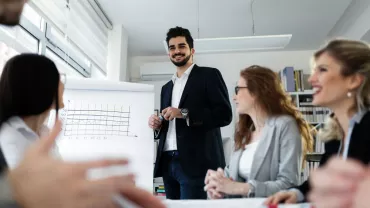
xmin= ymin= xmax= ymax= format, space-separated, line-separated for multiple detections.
xmin=265 ymin=39 xmax=370 ymax=207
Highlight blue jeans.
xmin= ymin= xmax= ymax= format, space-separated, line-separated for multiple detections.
xmin=161 ymin=151 xmax=207 ymax=199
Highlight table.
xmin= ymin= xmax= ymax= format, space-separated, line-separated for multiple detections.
xmin=163 ymin=198 xmax=313 ymax=208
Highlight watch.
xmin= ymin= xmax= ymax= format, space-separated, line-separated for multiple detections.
xmin=180 ymin=108 xmax=189 ymax=119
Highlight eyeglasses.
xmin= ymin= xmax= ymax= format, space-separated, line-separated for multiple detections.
xmin=60 ymin=73 xmax=67 ymax=84
xmin=235 ymin=86 xmax=248 ymax=95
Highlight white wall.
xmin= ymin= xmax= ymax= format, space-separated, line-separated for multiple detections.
xmin=129 ymin=50 xmax=316 ymax=139
xmin=129 ymin=50 xmax=315 ymax=84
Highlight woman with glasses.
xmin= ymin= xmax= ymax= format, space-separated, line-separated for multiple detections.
xmin=204 ymin=65 xmax=313 ymax=198
xmin=0 ymin=54 xmax=66 ymax=168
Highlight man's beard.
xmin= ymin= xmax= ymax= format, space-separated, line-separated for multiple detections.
xmin=170 ymin=53 xmax=191 ymax=67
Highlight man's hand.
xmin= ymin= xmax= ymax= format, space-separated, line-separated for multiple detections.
xmin=308 ymin=157 xmax=366 ymax=208
xmin=8 ymin=120 xmax=165 ymax=208
xmin=162 ymin=107 xmax=182 ymax=121
xmin=148 ymin=114 xmax=162 ymax=130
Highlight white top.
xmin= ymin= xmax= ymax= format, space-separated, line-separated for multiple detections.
xmin=163 ymin=64 xmax=194 ymax=151
xmin=0 ymin=116 xmax=60 ymax=169
xmin=238 ymin=140 xmax=260 ymax=180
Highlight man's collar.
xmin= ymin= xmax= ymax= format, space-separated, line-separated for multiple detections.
xmin=171 ymin=64 xmax=195 ymax=83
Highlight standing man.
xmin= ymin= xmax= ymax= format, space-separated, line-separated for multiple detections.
xmin=148 ymin=26 xmax=232 ymax=199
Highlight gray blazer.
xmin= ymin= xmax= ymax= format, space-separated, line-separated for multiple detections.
xmin=224 ymin=115 xmax=302 ymax=197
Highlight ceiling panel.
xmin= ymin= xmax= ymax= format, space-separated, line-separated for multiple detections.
xmin=98 ymin=0 xmax=354 ymax=56
xmin=197 ymin=0 xmax=252 ymax=39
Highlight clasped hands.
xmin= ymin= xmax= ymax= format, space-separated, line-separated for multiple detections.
xmin=204 ymin=168 xmax=249 ymax=199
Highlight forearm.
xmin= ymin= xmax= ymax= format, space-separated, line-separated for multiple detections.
xmin=293 ymin=179 xmax=310 ymax=201
xmin=226 ymin=182 xmax=250 ymax=196
xmin=289 ymin=188 xmax=305 ymax=202
xmin=248 ymin=178 xmax=297 ymax=197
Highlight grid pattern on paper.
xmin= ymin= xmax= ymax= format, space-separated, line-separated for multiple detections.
xmin=60 ymin=101 xmax=132 ymax=137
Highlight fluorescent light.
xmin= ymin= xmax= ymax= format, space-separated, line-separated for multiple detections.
xmin=163 ymin=34 xmax=292 ymax=54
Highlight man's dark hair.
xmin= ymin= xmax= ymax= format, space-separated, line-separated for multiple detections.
xmin=166 ymin=26 xmax=194 ymax=49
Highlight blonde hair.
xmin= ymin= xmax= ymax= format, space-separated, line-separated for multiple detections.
xmin=314 ymin=39 xmax=370 ymax=141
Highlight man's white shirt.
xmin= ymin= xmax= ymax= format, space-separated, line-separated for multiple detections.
xmin=163 ymin=64 xmax=194 ymax=151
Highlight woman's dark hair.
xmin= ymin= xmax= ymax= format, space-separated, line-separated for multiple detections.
xmin=0 ymin=53 xmax=60 ymax=127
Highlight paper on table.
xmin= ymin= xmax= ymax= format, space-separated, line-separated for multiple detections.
xmin=164 ymin=198 xmax=313 ymax=208
xmin=164 ymin=198 xmax=266 ymax=208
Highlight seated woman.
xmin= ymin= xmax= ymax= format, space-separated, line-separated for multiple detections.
xmin=0 ymin=54 xmax=65 ymax=168
xmin=265 ymin=39 xmax=370 ymax=205
xmin=204 ymin=65 xmax=313 ymax=198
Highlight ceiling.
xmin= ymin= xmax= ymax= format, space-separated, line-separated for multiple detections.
xmin=97 ymin=0 xmax=367 ymax=56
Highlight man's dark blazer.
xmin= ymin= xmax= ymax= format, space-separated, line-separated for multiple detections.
xmin=297 ymin=111 xmax=370 ymax=201
xmin=0 ymin=150 xmax=6 ymax=172
xmin=153 ymin=64 xmax=232 ymax=178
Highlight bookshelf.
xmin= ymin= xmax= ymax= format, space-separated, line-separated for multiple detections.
xmin=287 ymin=91 xmax=329 ymax=182
xmin=280 ymin=66 xmax=331 ymax=182
xmin=153 ymin=140 xmax=166 ymax=197
xmin=288 ymin=90 xmax=329 ymax=152
xmin=154 ymin=177 xmax=165 ymax=197
xmin=289 ymin=91 xmax=330 ymax=125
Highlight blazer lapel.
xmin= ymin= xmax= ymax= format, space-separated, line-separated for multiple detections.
xmin=229 ymin=149 xmax=243 ymax=181
xmin=250 ymin=121 xmax=275 ymax=179
xmin=348 ymin=113 xmax=370 ymax=164
xmin=178 ymin=65 xmax=198 ymax=108
xmin=164 ymin=82 xmax=173 ymax=108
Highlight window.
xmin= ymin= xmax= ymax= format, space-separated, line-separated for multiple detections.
xmin=22 ymin=4 xmax=43 ymax=30
xmin=0 ymin=42 xmax=19 ymax=75
xmin=45 ymin=48 xmax=83 ymax=78
xmin=91 ymin=65 xmax=106 ymax=79
xmin=0 ymin=2 xmax=107 ymax=79
xmin=30 ymin=0 xmax=108 ymax=72
xmin=0 ymin=25 xmax=38 ymax=53
xmin=48 ymin=26 xmax=91 ymax=70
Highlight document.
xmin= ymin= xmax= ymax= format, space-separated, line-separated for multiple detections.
xmin=164 ymin=198 xmax=266 ymax=208
xmin=164 ymin=198 xmax=312 ymax=208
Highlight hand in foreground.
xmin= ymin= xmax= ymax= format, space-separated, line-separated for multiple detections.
xmin=308 ymin=157 xmax=366 ymax=208
xmin=9 ymin=120 xmax=166 ymax=208
xmin=264 ymin=191 xmax=298 ymax=205
xmin=352 ymin=174 xmax=370 ymax=208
